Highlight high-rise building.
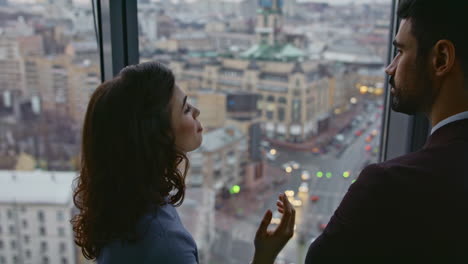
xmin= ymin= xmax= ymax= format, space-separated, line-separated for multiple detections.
xmin=0 ymin=170 xmax=78 ymax=264
xmin=0 ymin=38 xmax=26 ymax=96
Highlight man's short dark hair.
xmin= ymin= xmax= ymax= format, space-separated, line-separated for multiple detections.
xmin=398 ymin=0 xmax=468 ymax=77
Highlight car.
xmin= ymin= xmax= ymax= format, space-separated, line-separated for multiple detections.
xmin=292 ymin=199 xmax=303 ymax=207
xmin=355 ymin=129 xmax=363 ymax=137
xmin=312 ymin=147 xmax=321 ymax=154
xmin=335 ymin=134 xmax=345 ymax=142
xmin=260 ymin=140 xmax=270 ymax=148
xmin=310 ymin=195 xmax=320 ymax=202
xmin=289 ymin=161 xmax=300 ymax=170
xmin=266 ymin=152 xmax=276 ymax=161
xmin=282 ymin=163 xmax=292 ymax=173
xmin=299 ymin=182 xmax=309 ymax=193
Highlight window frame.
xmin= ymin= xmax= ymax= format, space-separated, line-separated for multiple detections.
xmin=379 ymin=0 xmax=430 ymax=161
xmin=96 ymin=0 xmax=431 ymax=163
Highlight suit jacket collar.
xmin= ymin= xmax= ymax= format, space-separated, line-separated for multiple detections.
xmin=424 ymin=119 xmax=468 ymax=149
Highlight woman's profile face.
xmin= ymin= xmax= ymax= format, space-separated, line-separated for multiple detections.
xmin=171 ymin=85 xmax=203 ymax=153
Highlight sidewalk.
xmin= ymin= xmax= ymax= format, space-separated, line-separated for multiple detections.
xmin=265 ymin=106 xmax=361 ymax=151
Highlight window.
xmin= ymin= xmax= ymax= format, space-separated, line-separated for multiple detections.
xmin=57 ymin=211 xmax=64 ymax=221
xmin=25 ymin=250 xmax=32 ymax=259
xmin=10 ymin=240 xmax=16 ymax=250
xmin=0 ymin=0 xmax=99 ymax=262
xmin=61 ymin=258 xmax=68 ymax=264
xmin=0 ymin=256 xmax=4 ymax=264
xmin=139 ymin=0 xmax=391 ymax=261
xmin=7 ymin=210 xmax=12 ymax=220
xmin=38 ymin=211 xmax=45 ymax=222
xmin=40 ymin=241 xmax=48 ymax=252
xmin=266 ymin=111 xmax=274 ymax=120
xmin=0 ymin=240 xmax=3 ymax=249
xmin=58 ymin=227 xmax=65 ymax=237
xmin=42 ymin=256 xmax=49 ymax=264
xmin=59 ymin=242 xmax=66 ymax=252
xmin=278 ymin=107 xmax=285 ymax=122
xmin=39 ymin=226 xmax=46 ymax=236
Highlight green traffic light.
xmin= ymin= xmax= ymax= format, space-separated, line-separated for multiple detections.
xmin=326 ymin=172 xmax=332 ymax=178
xmin=343 ymin=171 xmax=350 ymax=178
xmin=352 ymin=179 xmax=356 ymax=183
xmin=230 ymin=185 xmax=240 ymax=194
xmin=317 ymin=171 xmax=323 ymax=178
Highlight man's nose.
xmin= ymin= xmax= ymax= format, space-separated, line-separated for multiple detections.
xmin=385 ymin=59 xmax=396 ymax=76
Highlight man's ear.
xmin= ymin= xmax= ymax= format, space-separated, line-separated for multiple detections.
xmin=432 ymin=40 xmax=456 ymax=77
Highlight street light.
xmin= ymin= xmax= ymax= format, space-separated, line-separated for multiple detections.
xmin=269 ymin=148 xmax=277 ymax=155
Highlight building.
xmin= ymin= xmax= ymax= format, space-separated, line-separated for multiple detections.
xmin=187 ymin=125 xmax=247 ymax=192
xmin=178 ymin=187 xmax=215 ymax=264
xmin=0 ymin=37 xmax=26 ymax=96
xmin=138 ymin=8 xmax=159 ymax=42
xmin=186 ymin=90 xmax=226 ymax=131
xmin=23 ymin=55 xmax=100 ymax=124
xmin=164 ymin=0 xmax=333 ymax=143
xmin=0 ymin=170 xmax=79 ymax=264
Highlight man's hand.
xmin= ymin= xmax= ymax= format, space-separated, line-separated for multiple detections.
xmin=252 ymin=193 xmax=296 ymax=264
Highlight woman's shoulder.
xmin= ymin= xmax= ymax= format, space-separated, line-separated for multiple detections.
xmin=98 ymin=204 xmax=199 ymax=264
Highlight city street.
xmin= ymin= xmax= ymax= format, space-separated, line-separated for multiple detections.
xmin=240 ymin=105 xmax=383 ymax=263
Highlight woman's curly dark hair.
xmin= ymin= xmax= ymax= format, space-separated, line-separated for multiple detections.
xmin=71 ymin=62 xmax=188 ymax=260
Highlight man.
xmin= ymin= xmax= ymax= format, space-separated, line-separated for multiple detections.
xmin=306 ymin=0 xmax=468 ymax=260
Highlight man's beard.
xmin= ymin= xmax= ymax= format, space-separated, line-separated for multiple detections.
xmin=389 ymin=65 xmax=435 ymax=115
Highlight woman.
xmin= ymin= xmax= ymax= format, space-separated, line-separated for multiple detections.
xmin=71 ymin=61 xmax=295 ymax=263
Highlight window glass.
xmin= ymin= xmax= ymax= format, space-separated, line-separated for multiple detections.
xmin=138 ymin=0 xmax=390 ymax=262
xmin=0 ymin=0 xmax=99 ymax=261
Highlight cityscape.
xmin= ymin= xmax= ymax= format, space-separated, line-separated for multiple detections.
xmin=0 ymin=0 xmax=390 ymax=263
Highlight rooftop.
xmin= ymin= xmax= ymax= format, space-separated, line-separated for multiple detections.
xmin=199 ymin=125 xmax=244 ymax=153
xmin=0 ymin=170 xmax=77 ymax=205
xmin=240 ymin=43 xmax=305 ymax=62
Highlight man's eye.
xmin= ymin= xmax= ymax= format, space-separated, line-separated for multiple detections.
xmin=184 ymin=105 xmax=192 ymax=114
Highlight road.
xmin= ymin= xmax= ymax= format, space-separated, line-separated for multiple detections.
xmin=213 ymin=104 xmax=383 ymax=264
xmin=257 ymin=107 xmax=382 ymax=263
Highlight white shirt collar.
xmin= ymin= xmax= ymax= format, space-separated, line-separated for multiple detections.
xmin=430 ymin=111 xmax=468 ymax=134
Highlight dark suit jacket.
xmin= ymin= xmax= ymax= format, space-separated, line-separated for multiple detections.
xmin=306 ymin=119 xmax=468 ymax=261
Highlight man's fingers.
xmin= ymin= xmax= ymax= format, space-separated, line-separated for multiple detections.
xmin=256 ymin=209 xmax=272 ymax=237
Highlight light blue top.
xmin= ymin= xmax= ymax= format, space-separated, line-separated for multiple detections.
xmin=431 ymin=111 xmax=468 ymax=134
xmin=97 ymin=204 xmax=199 ymax=264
